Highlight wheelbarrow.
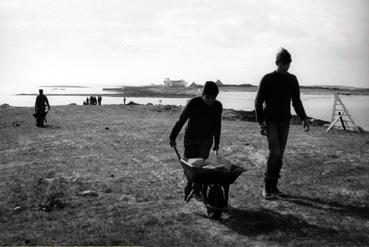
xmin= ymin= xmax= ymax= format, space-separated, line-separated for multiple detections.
xmin=173 ymin=146 xmax=245 ymax=220
xmin=32 ymin=110 xmax=48 ymax=127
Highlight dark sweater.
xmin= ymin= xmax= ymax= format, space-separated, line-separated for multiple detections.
xmin=35 ymin=94 xmax=50 ymax=112
xmin=255 ymin=71 xmax=307 ymax=124
xmin=170 ymin=97 xmax=222 ymax=146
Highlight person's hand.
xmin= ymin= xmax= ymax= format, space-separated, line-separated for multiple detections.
xmin=259 ymin=124 xmax=267 ymax=136
xmin=169 ymin=140 xmax=176 ymax=147
xmin=212 ymin=145 xmax=219 ymax=151
xmin=302 ymin=118 xmax=310 ymax=132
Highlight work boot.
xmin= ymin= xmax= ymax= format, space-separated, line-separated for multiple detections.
xmin=270 ymin=179 xmax=284 ymax=196
xmin=261 ymin=179 xmax=275 ymax=199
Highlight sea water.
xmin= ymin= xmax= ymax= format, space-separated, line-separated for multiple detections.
xmin=1 ymin=87 xmax=368 ymax=131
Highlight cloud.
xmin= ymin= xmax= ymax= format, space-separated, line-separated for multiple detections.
xmin=0 ymin=0 xmax=368 ymax=86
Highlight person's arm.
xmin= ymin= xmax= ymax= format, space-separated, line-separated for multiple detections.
xmin=213 ymin=103 xmax=222 ymax=150
xmin=255 ymin=76 xmax=267 ymax=135
xmin=291 ymin=76 xmax=309 ymax=131
xmin=169 ymin=101 xmax=191 ymax=146
xmin=45 ymin=96 xmax=50 ymax=111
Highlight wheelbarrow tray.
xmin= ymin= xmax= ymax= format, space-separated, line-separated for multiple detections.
xmin=180 ymin=159 xmax=245 ymax=185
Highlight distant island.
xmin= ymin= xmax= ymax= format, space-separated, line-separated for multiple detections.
xmin=16 ymin=83 xmax=369 ymax=98
xmin=40 ymin=85 xmax=89 ymax=88
xmin=102 ymin=84 xmax=369 ymax=97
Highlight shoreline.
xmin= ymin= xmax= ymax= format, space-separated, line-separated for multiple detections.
xmin=14 ymin=85 xmax=369 ymax=97
xmin=0 ymin=103 xmax=331 ymax=127
xmin=16 ymin=93 xmax=195 ymax=98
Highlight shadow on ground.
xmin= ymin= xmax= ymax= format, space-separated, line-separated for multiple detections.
xmin=220 ymin=207 xmax=337 ymax=237
xmin=280 ymin=194 xmax=369 ymax=220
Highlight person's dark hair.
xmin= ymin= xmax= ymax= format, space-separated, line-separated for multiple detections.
xmin=202 ymin=81 xmax=219 ymax=96
xmin=276 ymin=48 xmax=292 ymax=64
xmin=39 ymin=89 xmax=43 ymax=94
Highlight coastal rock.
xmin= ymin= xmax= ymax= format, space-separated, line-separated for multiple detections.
xmin=146 ymin=104 xmax=330 ymax=126
xmin=308 ymin=118 xmax=330 ymax=126
xmin=222 ymin=109 xmax=256 ymax=121
xmin=153 ymin=104 xmax=181 ymax=112
xmin=13 ymin=205 xmax=25 ymax=213
xmin=77 ymin=190 xmax=99 ymax=197
xmin=222 ymin=109 xmax=330 ymax=126
xmin=12 ymin=121 xmax=21 ymax=127
xmin=104 ymin=188 xmax=112 ymax=193
xmin=0 ymin=103 xmax=10 ymax=108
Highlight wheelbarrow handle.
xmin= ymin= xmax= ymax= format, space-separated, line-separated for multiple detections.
xmin=173 ymin=145 xmax=218 ymax=160
xmin=172 ymin=145 xmax=182 ymax=160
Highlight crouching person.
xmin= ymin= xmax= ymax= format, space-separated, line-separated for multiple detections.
xmin=169 ymin=81 xmax=222 ymax=199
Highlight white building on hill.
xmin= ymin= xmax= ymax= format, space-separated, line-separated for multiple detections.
xmin=163 ymin=78 xmax=187 ymax=87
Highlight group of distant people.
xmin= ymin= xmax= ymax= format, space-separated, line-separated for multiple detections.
xmin=84 ymin=96 xmax=102 ymax=105
xmin=34 ymin=48 xmax=310 ymax=201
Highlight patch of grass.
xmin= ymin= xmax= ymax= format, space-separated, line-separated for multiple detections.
xmin=0 ymin=105 xmax=368 ymax=246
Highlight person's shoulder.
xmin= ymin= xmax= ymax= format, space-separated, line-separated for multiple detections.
xmin=186 ymin=96 xmax=202 ymax=107
xmin=214 ymin=100 xmax=222 ymax=108
xmin=261 ymin=71 xmax=276 ymax=81
xmin=214 ymin=100 xmax=222 ymax=111
xmin=286 ymin=72 xmax=296 ymax=78
xmin=287 ymin=72 xmax=299 ymax=83
xmin=189 ymin=96 xmax=202 ymax=103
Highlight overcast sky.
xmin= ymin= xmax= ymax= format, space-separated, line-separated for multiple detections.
xmin=0 ymin=0 xmax=368 ymax=87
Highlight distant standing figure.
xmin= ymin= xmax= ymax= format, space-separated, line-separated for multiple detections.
xmin=98 ymin=95 xmax=102 ymax=105
xmin=90 ymin=96 xmax=97 ymax=105
xmin=123 ymin=97 xmax=126 ymax=105
xmin=255 ymin=48 xmax=310 ymax=199
xmin=86 ymin=97 xmax=90 ymax=105
xmin=35 ymin=89 xmax=50 ymax=128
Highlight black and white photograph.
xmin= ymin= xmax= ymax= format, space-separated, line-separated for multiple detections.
xmin=0 ymin=0 xmax=368 ymax=246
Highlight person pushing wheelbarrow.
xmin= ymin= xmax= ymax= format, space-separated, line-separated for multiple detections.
xmin=170 ymin=81 xmax=222 ymax=197
xmin=170 ymin=81 xmax=245 ymax=219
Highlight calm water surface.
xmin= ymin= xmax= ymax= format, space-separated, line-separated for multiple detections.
xmin=1 ymin=88 xmax=368 ymax=130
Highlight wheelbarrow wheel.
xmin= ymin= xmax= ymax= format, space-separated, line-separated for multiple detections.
xmin=206 ymin=185 xmax=225 ymax=220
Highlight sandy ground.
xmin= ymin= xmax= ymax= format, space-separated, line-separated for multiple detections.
xmin=0 ymin=104 xmax=368 ymax=246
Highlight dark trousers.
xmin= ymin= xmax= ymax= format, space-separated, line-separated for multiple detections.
xmin=183 ymin=137 xmax=213 ymax=198
xmin=36 ymin=109 xmax=46 ymax=127
xmin=184 ymin=137 xmax=213 ymax=160
xmin=265 ymin=120 xmax=290 ymax=179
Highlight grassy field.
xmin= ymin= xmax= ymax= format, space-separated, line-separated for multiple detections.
xmin=0 ymin=104 xmax=368 ymax=246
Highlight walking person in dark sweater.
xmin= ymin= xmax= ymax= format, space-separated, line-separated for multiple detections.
xmin=255 ymin=48 xmax=310 ymax=199
xmin=170 ymin=81 xmax=222 ymax=199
